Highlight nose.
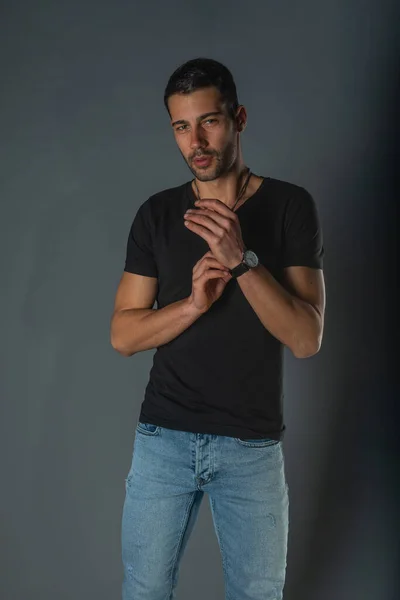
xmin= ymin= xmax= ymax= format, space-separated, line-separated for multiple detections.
xmin=189 ymin=126 xmax=206 ymax=151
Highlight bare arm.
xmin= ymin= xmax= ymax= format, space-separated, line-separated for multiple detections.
xmin=110 ymin=272 xmax=203 ymax=356
xmin=110 ymin=252 xmax=230 ymax=356
xmin=236 ymin=264 xmax=326 ymax=358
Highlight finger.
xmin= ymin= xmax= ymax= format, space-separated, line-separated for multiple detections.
xmin=196 ymin=269 xmax=230 ymax=284
xmin=193 ymin=251 xmax=212 ymax=269
xmin=195 ymin=199 xmax=238 ymax=220
xmin=185 ymin=210 xmax=228 ymax=235
xmin=192 ymin=253 xmax=218 ymax=272
xmin=193 ymin=259 xmax=229 ymax=282
xmin=193 ymin=257 xmax=229 ymax=277
xmin=193 ymin=264 xmax=228 ymax=283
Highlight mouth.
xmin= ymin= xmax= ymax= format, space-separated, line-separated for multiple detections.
xmin=193 ymin=155 xmax=213 ymax=167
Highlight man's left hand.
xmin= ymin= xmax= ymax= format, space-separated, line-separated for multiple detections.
xmin=184 ymin=198 xmax=245 ymax=270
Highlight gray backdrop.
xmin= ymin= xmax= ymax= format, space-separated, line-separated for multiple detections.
xmin=1 ymin=1 xmax=398 ymax=599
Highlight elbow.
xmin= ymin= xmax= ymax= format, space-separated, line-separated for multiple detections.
xmin=294 ymin=345 xmax=320 ymax=359
xmin=293 ymin=316 xmax=324 ymax=359
xmin=112 ymin=344 xmax=135 ymax=357
xmin=110 ymin=333 xmax=136 ymax=357
xmin=293 ymin=335 xmax=322 ymax=359
xmin=110 ymin=313 xmax=137 ymax=357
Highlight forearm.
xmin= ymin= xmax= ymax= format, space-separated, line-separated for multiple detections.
xmin=111 ymin=297 xmax=203 ymax=356
xmin=237 ymin=264 xmax=322 ymax=358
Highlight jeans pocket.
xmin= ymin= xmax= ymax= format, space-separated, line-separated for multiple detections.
xmin=233 ymin=437 xmax=280 ymax=448
xmin=136 ymin=421 xmax=161 ymax=436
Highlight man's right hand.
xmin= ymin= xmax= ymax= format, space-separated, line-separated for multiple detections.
xmin=187 ymin=251 xmax=232 ymax=314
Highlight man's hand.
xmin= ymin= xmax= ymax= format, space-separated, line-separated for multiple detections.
xmin=187 ymin=250 xmax=232 ymax=314
xmin=184 ymin=198 xmax=245 ymax=269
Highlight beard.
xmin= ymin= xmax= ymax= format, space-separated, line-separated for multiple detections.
xmin=182 ymin=138 xmax=237 ymax=182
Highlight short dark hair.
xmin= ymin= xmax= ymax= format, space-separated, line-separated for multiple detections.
xmin=164 ymin=57 xmax=239 ymax=120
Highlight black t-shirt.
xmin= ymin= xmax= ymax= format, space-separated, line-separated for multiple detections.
xmin=123 ymin=176 xmax=324 ymax=440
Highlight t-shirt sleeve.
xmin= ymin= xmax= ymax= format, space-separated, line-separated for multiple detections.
xmin=281 ymin=188 xmax=324 ymax=269
xmin=124 ymin=202 xmax=158 ymax=278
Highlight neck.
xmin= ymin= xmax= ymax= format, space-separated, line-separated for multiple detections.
xmin=194 ymin=159 xmax=249 ymax=207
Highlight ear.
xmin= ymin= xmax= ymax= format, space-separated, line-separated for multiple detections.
xmin=235 ymin=107 xmax=246 ymax=132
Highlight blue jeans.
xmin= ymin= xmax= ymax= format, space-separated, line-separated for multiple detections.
xmin=121 ymin=422 xmax=289 ymax=600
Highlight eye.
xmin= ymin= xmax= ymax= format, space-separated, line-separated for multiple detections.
xmin=204 ymin=119 xmax=217 ymax=125
xmin=176 ymin=125 xmax=187 ymax=132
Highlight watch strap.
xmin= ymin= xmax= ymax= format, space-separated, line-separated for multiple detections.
xmin=229 ymin=260 xmax=250 ymax=278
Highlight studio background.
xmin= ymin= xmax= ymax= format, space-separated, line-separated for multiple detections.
xmin=1 ymin=1 xmax=398 ymax=599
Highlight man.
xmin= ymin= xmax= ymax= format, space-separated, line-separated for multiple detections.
xmin=111 ymin=57 xmax=325 ymax=600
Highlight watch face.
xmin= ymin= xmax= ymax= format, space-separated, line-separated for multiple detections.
xmin=243 ymin=250 xmax=259 ymax=268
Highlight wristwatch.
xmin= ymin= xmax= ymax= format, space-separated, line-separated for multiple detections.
xmin=229 ymin=249 xmax=259 ymax=278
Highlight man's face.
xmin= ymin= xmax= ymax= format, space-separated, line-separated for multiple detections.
xmin=168 ymin=87 xmax=239 ymax=182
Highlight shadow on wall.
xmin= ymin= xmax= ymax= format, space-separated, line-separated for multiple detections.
xmin=284 ymin=62 xmax=399 ymax=600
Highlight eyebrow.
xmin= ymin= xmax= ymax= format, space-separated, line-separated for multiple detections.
xmin=171 ymin=111 xmax=223 ymax=128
